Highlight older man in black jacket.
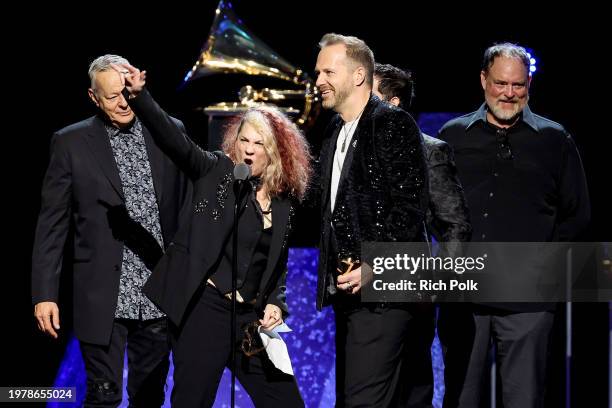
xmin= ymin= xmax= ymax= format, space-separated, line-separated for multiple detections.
xmin=32 ymin=54 xmax=189 ymax=407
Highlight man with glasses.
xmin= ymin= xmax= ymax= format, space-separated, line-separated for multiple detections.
xmin=438 ymin=43 xmax=590 ymax=407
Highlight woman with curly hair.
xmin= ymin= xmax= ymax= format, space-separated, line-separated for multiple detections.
xmin=115 ymin=63 xmax=310 ymax=407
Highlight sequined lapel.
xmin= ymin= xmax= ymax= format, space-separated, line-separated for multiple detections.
xmin=333 ymin=96 xmax=377 ymax=214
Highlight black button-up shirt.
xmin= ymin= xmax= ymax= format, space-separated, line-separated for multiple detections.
xmin=438 ymin=103 xmax=590 ymax=243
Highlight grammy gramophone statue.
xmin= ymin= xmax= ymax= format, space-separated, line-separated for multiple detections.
xmin=336 ymin=257 xmax=361 ymax=277
xmin=183 ymin=0 xmax=319 ymax=149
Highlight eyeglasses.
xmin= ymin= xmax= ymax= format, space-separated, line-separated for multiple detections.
xmin=496 ymin=129 xmax=513 ymax=160
xmin=240 ymin=321 xmax=265 ymax=357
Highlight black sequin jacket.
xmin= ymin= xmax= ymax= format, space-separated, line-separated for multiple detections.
xmin=315 ymin=95 xmax=429 ymax=309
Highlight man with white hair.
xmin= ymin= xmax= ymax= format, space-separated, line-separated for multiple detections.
xmin=32 ymin=54 xmax=189 ymax=406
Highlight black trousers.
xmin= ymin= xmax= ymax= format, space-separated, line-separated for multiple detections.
xmin=79 ymin=317 xmax=170 ymax=408
xmin=458 ymin=310 xmax=555 ymax=408
xmin=334 ymin=302 xmax=435 ymax=408
xmin=170 ymin=286 xmax=304 ymax=408
xmin=436 ymin=304 xmax=476 ymax=408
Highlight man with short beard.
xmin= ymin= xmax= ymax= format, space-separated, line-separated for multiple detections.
xmin=313 ymin=33 xmax=431 ymax=406
xmin=438 ymin=43 xmax=590 ymax=407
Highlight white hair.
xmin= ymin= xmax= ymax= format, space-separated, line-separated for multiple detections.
xmin=88 ymin=54 xmax=130 ymax=89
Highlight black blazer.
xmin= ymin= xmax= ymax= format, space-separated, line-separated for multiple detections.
xmin=31 ymin=114 xmax=188 ymax=345
xmin=315 ymin=95 xmax=429 ymax=309
xmin=423 ymin=134 xmax=472 ymax=244
xmin=129 ymin=89 xmax=292 ymax=327
xmin=422 ymin=135 xmax=472 ymax=299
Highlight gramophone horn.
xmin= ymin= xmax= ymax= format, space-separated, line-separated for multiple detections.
xmin=184 ymin=1 xmax=306 ymax=85
xmin=184 ymin=0 xmax=319 ymax=127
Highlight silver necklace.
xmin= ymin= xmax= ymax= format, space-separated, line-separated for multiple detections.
xmin=340 ymin=118 xmax=359 ymax=153
xmin=334 ymin=105 xmax=366 ymax=173
xmin=339 ymin=105 xmax=366 ymax=153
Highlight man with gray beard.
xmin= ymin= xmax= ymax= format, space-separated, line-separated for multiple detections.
xmin=438 ymin=43 xmax=590 ymax=408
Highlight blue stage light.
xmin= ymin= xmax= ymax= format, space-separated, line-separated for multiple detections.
xmin=526 ymin=50 xmax=537 ymax=75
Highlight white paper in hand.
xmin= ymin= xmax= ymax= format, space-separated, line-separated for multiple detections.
xmin=259 ymin=323 xmax=294 ymax=375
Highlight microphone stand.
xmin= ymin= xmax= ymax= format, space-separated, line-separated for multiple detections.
xmin=231 ymin=176 xmax=249 ymax=408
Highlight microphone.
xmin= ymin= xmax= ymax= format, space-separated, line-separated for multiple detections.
xmin=233 ymin=162 xmax=252 ymax=214
xmin=233 ymin=162 xmax=251 ymax=182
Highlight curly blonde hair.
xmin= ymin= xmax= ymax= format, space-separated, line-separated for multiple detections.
xmin=222 ymin=106 xmax=312 ymax=201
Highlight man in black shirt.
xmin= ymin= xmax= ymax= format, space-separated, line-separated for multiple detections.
xmin=438 ymin=43 xmax=590 ymax=407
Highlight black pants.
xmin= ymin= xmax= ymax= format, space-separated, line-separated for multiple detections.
xmin=458 ymin=310 xmax=554 ymax=408
xmin=436 ymin=304 xmax=476 ymax=408
xmin=79 ymin=317 xmax=170 ymax=408
xmin=334 ymin=302 xmax=435 ymax=408
xmin=170 ymin=286 xmax=304 ymax=407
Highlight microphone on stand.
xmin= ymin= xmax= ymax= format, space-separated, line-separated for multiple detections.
xmin=233 ymin=162 xmax=251 ymax=183
xmin=230 ymin=162 xmax=251 ymax=408
xmin=233 ymin=162 xmax=252 ymax=217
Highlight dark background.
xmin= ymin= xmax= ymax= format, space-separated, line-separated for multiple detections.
xmin=4 ymin=2 xmax=609 ymax=406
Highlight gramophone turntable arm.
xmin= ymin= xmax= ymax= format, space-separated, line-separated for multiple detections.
xmin=126 ymin=87 xmax=218 ymax=181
